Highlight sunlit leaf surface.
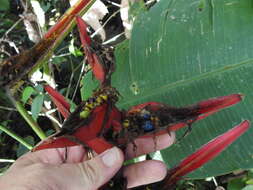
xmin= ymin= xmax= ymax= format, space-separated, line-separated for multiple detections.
xmin=113 ymin=0 xmax=253 ymax=178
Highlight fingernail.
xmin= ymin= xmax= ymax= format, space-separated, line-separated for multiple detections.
xmin=101 ymin=147 xmax=119 ymax=167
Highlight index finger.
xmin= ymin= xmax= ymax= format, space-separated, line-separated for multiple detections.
xmin=125 ymin=132 xmax=176 ymax=159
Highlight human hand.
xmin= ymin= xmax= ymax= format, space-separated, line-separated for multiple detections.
xmin=0 ymin=132 xmax=175 ymax=190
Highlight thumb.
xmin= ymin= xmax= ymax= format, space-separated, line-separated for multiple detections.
xmin=53 ymin=147 xmax=124 ymax=190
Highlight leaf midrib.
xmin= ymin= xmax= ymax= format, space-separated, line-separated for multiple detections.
xmin=119 ymin=58 xmax=253 ymax=107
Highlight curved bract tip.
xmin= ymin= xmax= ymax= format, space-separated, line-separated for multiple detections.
xmin=161 ymin=120 xmax=250 ymax=189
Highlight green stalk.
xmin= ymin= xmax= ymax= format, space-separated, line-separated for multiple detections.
xmin=0 ymin=124 xmax=33 ymax=150
xmin=7 ymin=0 xmax=96 ymax=141
xmin=15 ymin=101 xmax=46 ymax=140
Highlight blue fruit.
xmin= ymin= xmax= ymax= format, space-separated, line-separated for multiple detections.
xmin=142 ymin=121 xmax=154 ymax=132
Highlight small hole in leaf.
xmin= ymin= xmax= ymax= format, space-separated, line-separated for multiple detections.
xmin=130 ymin=82 xmax=140 ymax=95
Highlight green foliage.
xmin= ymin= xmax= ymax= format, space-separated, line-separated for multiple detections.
xmin=228 ymin=178 xmax=247 ymax=190
xmin=22 ymin=84 xmax=45 ymax=121
xmin=16 ymin=136 xmax=35 ymax=157
xmin=198 ymin=0 xmax=206 ymax=11
xmin=69 ymin=39 xmax=83 ymax=57
xmin=128 ymin=0 xmax=147 ymax=21
xmin=34 ymin=84 xmax=44 ymax=93
xmin=114 ymin=0 xmax=253 ymax=178
xmin=31 ymin=94 xmax=44 ymax=120
xmin=0 ymin=17 xmax=14 ymax=35
xmin=242 ymin=185 xmax=253 ymax=190
xmin=45 ymin=129 xmax=55 ymax=136
xmin=40 ymin=1 xmax=51 ymax=12
xmin=81 ymin=71 xmax=99 ymax=101
xmin=0 ymin=0 xmax=9 ymax=11
xmin=0 ymin=165 xmax=10 ymax=176
xmin=22 ymin=86 xmax=36 ymax=104
xmin=228 ymin=170 xmax=253 ymax=190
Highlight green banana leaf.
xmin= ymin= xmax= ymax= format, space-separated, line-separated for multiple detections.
xmin=112 ymin=0 xmax=253 ymax=179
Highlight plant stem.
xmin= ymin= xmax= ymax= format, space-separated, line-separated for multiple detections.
xmin=0 ymin=125 xmax=33 ymax=150
xmin=15 ymin=101 xmax=46 ymax=140
xmin=0 ymin=159 xmax=15 ymax=163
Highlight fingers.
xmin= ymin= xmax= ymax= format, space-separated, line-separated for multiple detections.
xmin=9 ymin=132 xmax=174 ymax=190
xmin=125 ymin=132 xmax=176 ymax=159
xmin=6 ymin=147 xmax=124 ymax=190
xmin=124 ymin=160 xmax=167 ymax=188
xmin=17 ymin=130 xmax=175 ymax=168
xmin=123 ymin=133 xmax=175 ymax=187
xmin=52 ymin=147 xmax=124 ymax=190
xmin=58 ymin=145 xmax=87 ymax=163
xmin=11 ymin=145 xmax=87 ymax=170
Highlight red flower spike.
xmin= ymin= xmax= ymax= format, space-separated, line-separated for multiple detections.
xmin=196 ymin=94 xmax=243 ymax=114
xmin=33 ymin=103 xmax=122 ymax=153
xmin=33 ymin=136 xmax=113 ymax=154
xmin=76 ymin=16 xmax=106 ymax=83
xmin=76 ymin=16 xmax=92 ymax=46
xmin=86 ymin=137 xmax=114 ymax=154
xmin=129 ymin=94 xmax=243 ymax=139
xmin=162 ymin=120 xmax=250 ymax=188
xmin=169 ymin=94 xmax=243 ymax=131
xmin=35 ymin=91 xmax=244 ymax=159
xmin=134 ymin=94 xmax=243 ymax=137
xmin=50 ymin=96 xmax=70 ymax=119
xmin=129 ymin=94 xmax=242 ymax=113
xmin=75 ymin=16 xmax=94 ymax=67
xmin=45 ymin=0 xmax=92 ymax=39
xmin=91 ymin=53 xmax=106 ymax=83
xmin=125 ymin=94 xmax=243 ymax=142
xmin=44 ymin=85 xmax=70 ymax=118
xmin=33 ymin=136 xmax=78 ymax=151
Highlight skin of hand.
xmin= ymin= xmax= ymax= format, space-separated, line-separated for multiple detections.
xmin=0 ymin=132 xmax=175 ymax=190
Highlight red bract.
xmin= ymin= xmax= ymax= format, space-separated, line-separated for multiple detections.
xmin=75 ymin=16 xmax=92 ymax=47
xmin=45 ymin=0 xmax=93 ymax=39
xmin=35 ymin=84 xmax=249 ymax=190
xmin=159 ymin=120 xmax=250 ymax=189
xmin=76 ymin=16 xmax=106 ymax=83
xmin=34 ymin=84 xmax=244 ymax=157
xmin=33 ymin=102 xmax=122 ymax=153
xmin=44 ymin=85 xmax=70 ymax=118
xmin=116 ymin=94 xmax=243 ymax=143
xmin=169 ymin=93 xmax=243 ymax=131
